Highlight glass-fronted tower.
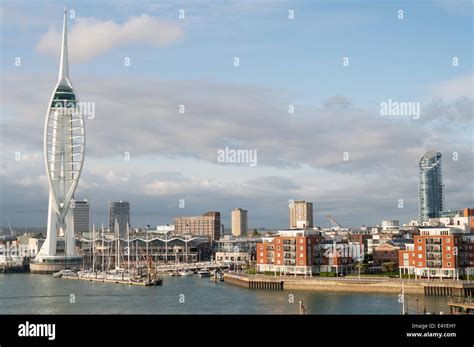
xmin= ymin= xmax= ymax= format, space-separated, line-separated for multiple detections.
xmin=34 ymin=9 xmax=85 ymax=269
xmin=419 ymin=151 xmax=443 ymax=223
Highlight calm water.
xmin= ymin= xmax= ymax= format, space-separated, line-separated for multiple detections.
xmin=0 ymin=274 xmax=449 ymax=314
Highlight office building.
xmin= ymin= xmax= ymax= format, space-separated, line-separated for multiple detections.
xmin=73 ymin=200 xmax=90 ymax=235
xmin=108 ymin=201 xmax=130 ymax=236
xmin=231 ymin=208 xmax=248 ymax=237
xmin=174 ymin=212 xmax=221 ymax=241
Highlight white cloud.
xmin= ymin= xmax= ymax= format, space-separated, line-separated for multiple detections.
xmin=432 ymin=74 xmax=473 ymax=99
xmin=1 ymin=72 xmax=473 ymax=228
xmin=37 ymin=14 xmax=183 ymax=63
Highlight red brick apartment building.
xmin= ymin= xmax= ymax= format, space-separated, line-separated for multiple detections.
xmin=399 ymin=227 xmax=474 ymax=279
xmin=256 ymin=229 xmax=322 ymax=275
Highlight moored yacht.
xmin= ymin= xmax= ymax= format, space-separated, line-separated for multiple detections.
xmin=197 ymin=269 xmax=210 ymax=278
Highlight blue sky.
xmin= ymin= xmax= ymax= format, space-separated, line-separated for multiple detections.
xmin=0 ymin=0 xmax=472 ymax=230
xmin=2 ymin=1 xmax=472 ymax=103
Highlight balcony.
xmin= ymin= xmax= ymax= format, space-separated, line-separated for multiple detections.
xmin=426 ymin=245 xmax=441 ymax=252
xmin=426 ymin=260 xmax=442 ymax=268
xmin=426 ymin=254 xmax=442 ymax=260
xmin=426 ymin=239 xmax=442 ymax=245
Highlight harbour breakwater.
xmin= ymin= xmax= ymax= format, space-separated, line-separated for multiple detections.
xmin=224 ymin=273 xmax=474 ymax=297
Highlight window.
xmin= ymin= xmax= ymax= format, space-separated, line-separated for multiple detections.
xmin=299 ymin=261 xmax=304 ymax=265
xmin=418 ymin=254 xmax=422 ymax=259
xmin=299 ymin=246 xmax=304 ymax=251
xmin=277 ymin=239 xmax=281 ymax=243
xmin=300 ymin=253 xmax=303 ymax=258
xmin=277 ymin=253 xmax=281 ymax=258
xmin=259 ymin=252 xmax=263 ymax=257
xmin=277 ymin=246 xmax=280 ymax=250
xmin=417 ymin=238 xmax=422 ymax=243
xmin=417 ymin=246 xmax=422 ymax=251
xmin=446 ymin=238 xmax=451 ymax=243
xmin=300 ymin=239 xmax=304 ymax=243
xmin=446 ymin=246 xmax=451 ymax=251
xmin=446 ymin=254 xmax=451 ymax=259
xmin=447 ymin=262 xmax=451 ymax=267
xmin=418 ymin=262 xmax=422 ymax=266
xmin=277 ymin=260 xmax=281 ymax=265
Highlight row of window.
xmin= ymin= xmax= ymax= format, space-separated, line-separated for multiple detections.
xmin=417 ymin=238 xmax=451 ymax=243
xmin=275 ymin=238 xmax=308 ymax=244
xmin=259 ymin=252 xmax=305 ymax=258
xmin=416 ymin=262 xmax=452 ymax=267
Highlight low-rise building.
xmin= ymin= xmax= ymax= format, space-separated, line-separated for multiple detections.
xmin=256 ymin=229 xmax=322 ymax=275
xmin=399 ymin=226 xmax=474 ymax=279
xmin=214 ymin=236 xmax=260 ymax=264
xmin=373 ymin=239 xmax=413 ymax=268
xmin=319 ymin=240 xmax=363 ymax=274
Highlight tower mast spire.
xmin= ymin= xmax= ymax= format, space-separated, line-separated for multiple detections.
xmin=58 ymin=7 xmax=69 ymax=84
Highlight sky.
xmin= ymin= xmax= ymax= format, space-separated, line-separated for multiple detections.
xmin=0 ymin=0 xmax=473 ymax=230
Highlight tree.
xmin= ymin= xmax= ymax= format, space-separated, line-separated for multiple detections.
xmin=382 ymin=262 xmax=396 ymax=273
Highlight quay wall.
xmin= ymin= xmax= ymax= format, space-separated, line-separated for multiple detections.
xmin=283 ymin=278 xmax=423 ymax=294
xmin=224 ymin=274 xmax=474 ymax=296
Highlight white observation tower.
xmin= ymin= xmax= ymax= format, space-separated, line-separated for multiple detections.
xmin=32 ymin=8 xmax=86 ymax=272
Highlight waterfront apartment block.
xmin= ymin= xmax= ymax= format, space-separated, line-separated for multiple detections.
xmin=231 ymin=208 xmax=248 ymax=237
xmin=174 ymin=211 xmax=221 ymax=241
xmin=289 ymin=201 xmax=313 ymax=229
xmin=256 ymin=229 xmax=322 ymax=275
xmin=73 ymin=200 xmax=90 ymax=235
xmin=399 ymin=227 xmax=474 ymax=279
xmin=108 ymin=201 xmax=130 ymax=236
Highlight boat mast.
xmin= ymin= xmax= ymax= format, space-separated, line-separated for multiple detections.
xmin=101 ymin=222 xmax=104 ymax=272
xmin=127 ymin=223 xmax=130 ymax=273
xmin=135 ymin=235 xmax=138 ymax=268
xmin=115 ymin=219 xmax=120 ymax=269
xmin=146 ymin=227 xmax=149 ymax=265
xmin=92 ymin=224 xmax=96 ymax=272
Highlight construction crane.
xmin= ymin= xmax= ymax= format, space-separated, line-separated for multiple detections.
xmin=326 ymin=215 xmax=342 ymax=230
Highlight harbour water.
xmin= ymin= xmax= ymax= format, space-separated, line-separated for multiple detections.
xmin=0 ymin=274 xmax=449 ymax=314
